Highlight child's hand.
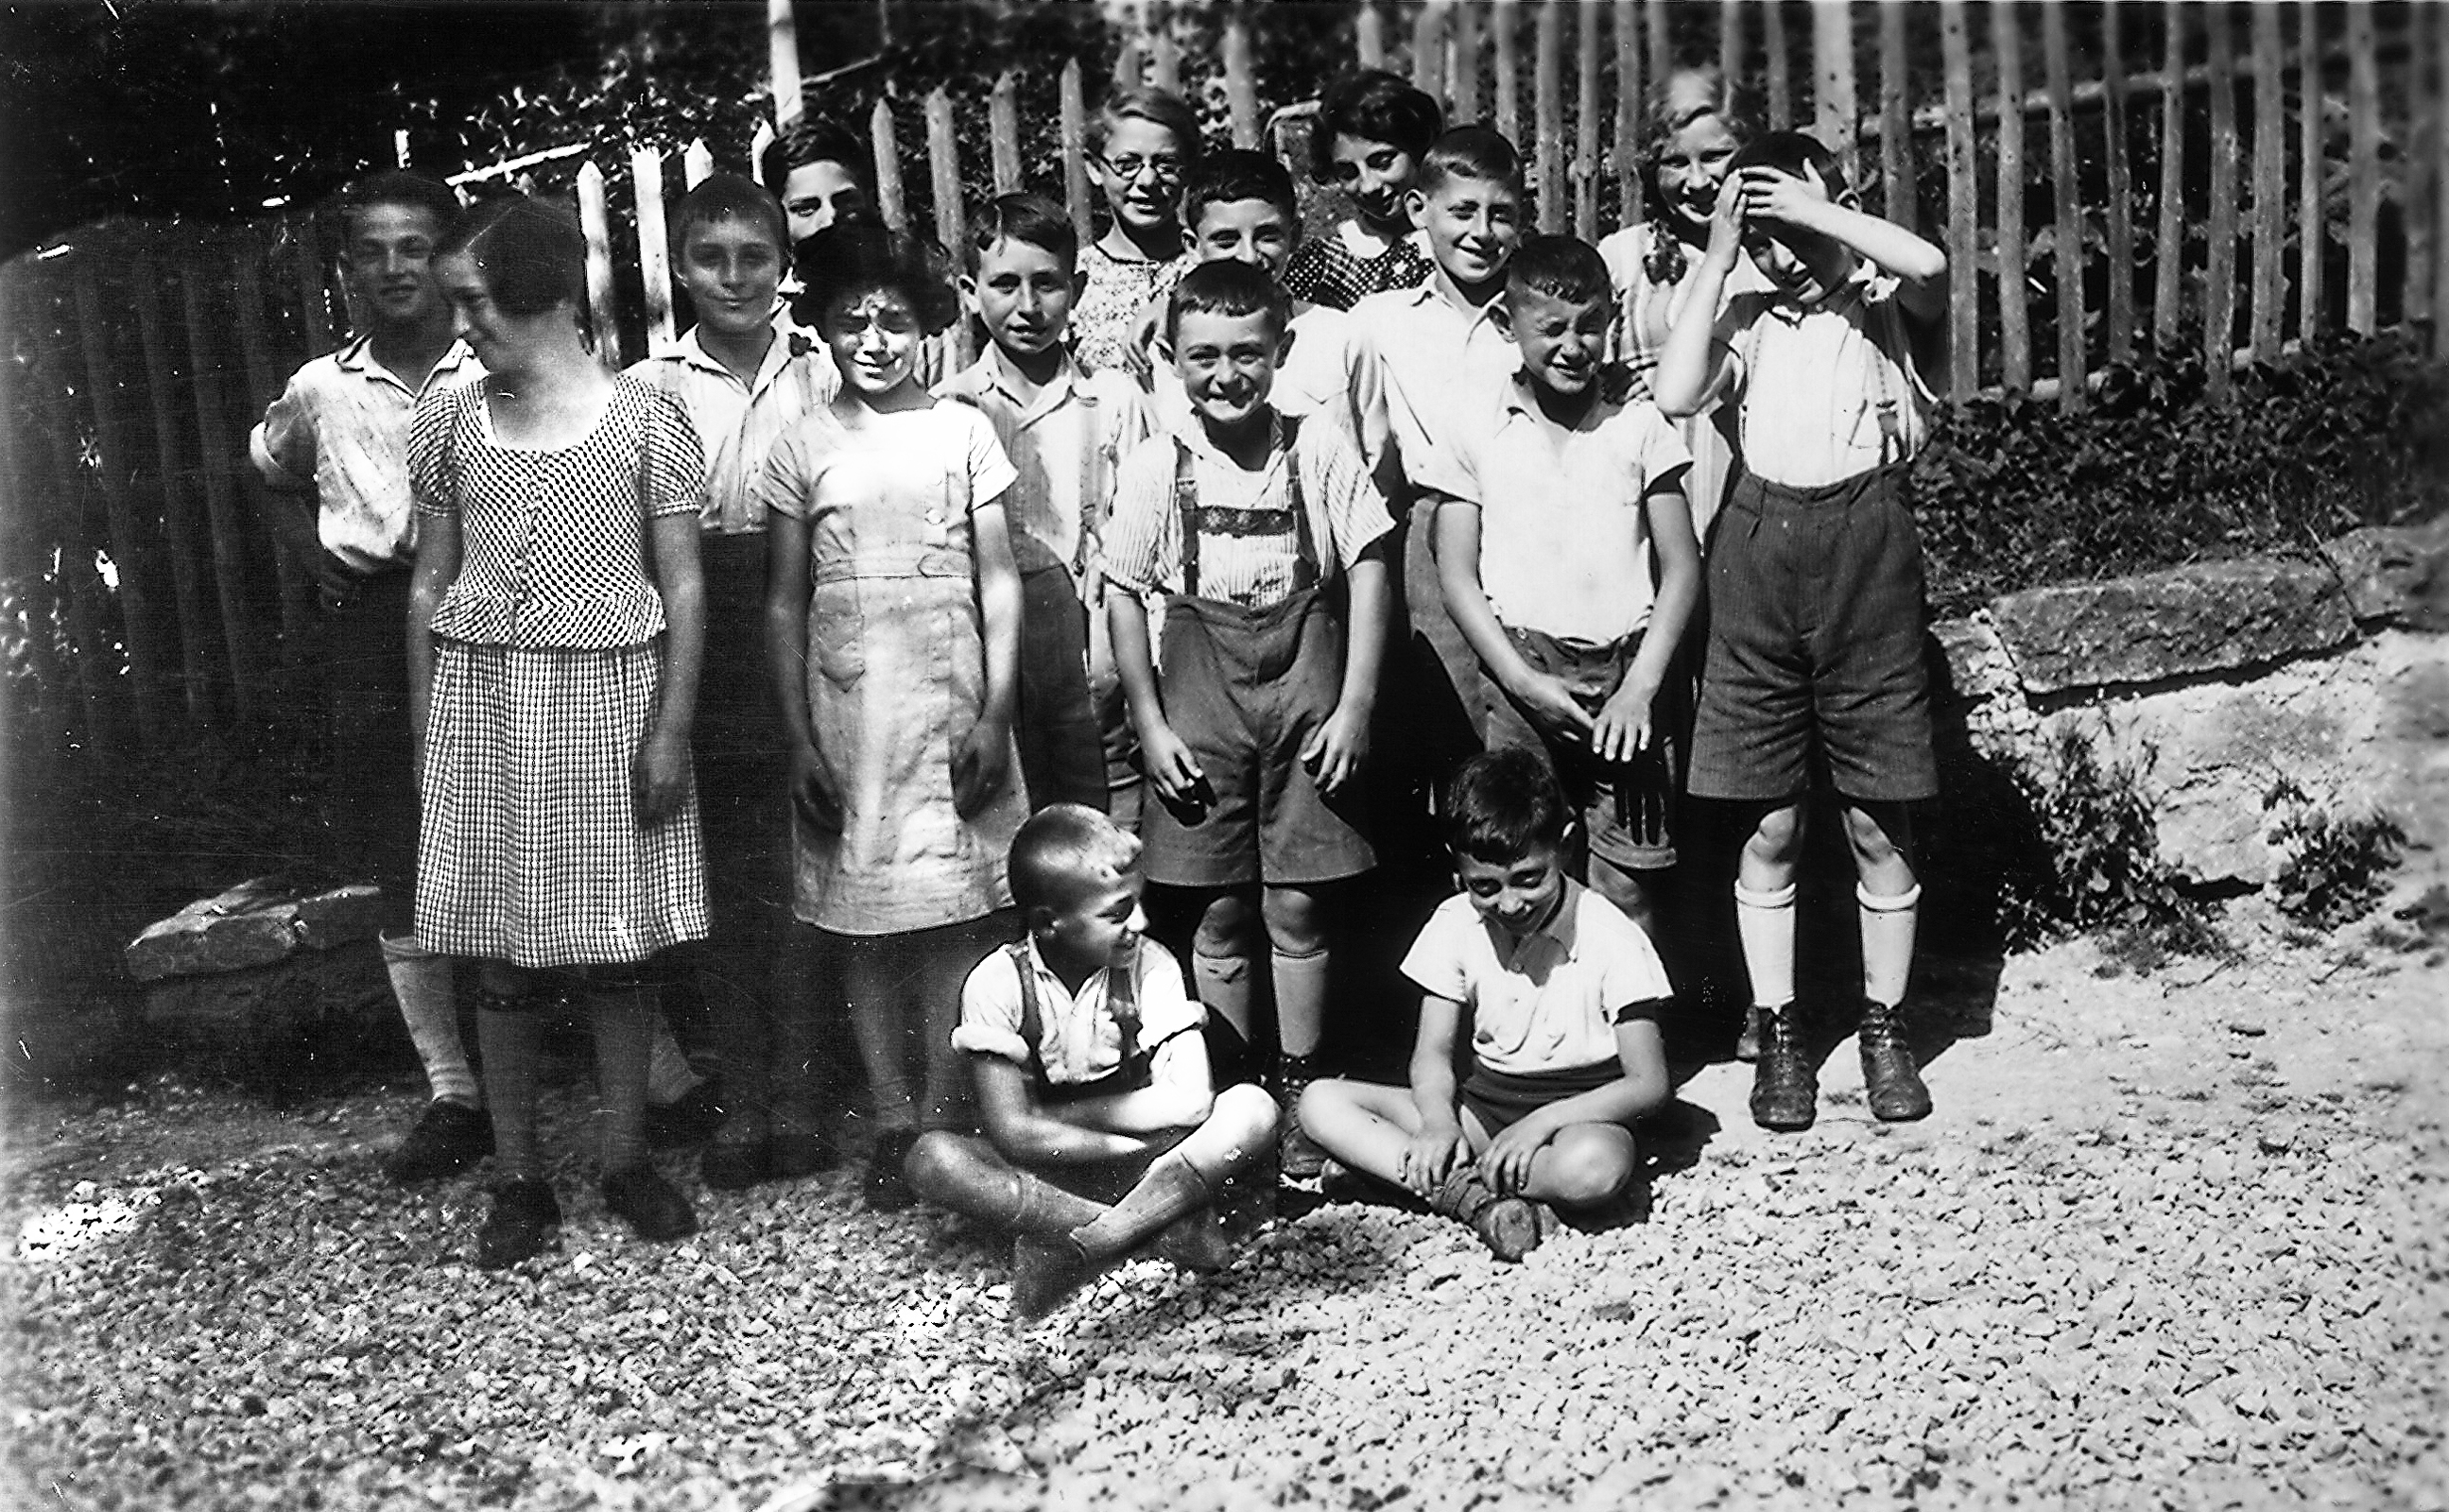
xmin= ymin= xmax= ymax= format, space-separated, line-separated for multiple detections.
xmin=951 ymin=716 xmax=1013 ymax=818
xmin=1510 ymin=670 xmax=1596 ymax=747
xmin=631 ymin=725 xmax=692 ymax=826
xmin=1591 ymin=676 xmax=1660 ymax=765
xmin=1701 ymin=176 xmax=1749 ymax=273
xmin=787 ymin=740 xmax=845 ymax=832
xmin=1732 ymin=164 xmax=1830 ymax=233
xmin=1300 ymin=700 xmax=1371 ymax=797
xmin=1139 ymin=719 xmax=1207 ymax=807
xmin=1398 ymin=1121 xmax=1466 ymax=1194
xmin=1479 ymin=1113 xmax=1555 ymax=1196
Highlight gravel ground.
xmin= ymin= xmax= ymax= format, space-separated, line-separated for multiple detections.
xmin=6 ymin=893 xmax=2447 ymax=1512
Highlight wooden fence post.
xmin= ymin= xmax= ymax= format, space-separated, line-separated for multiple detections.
xmin=750 ymin=123 xmax=776 ymax=188
xmin=1615 ymin=0 xmax=1643 ymax=229
xmin=2346 ymin=0 xmax=2378 ymax=334
xmin=294 ymin=212 xmax=334 ymax=359
xmin=1814 ymin=4 xmax=1859 ymax=190
xmin=1148 ymin=1 xmax=1181 ymax=95
xmin=1453 ymin=3 xmax=1481 ymax=124
xmin=1409 ymin=3 xmax=1445 ymax=109
xmin=871 ymin=99 xmax=908 ymax=230
xmin=1534 ymin=2 xmax=1565 ymax=232
xmin=1764 ymin=0 xmax=1793 ymax=130
xmin=1061 ymin=60 xmax=1093 ymax=251
xmin=635 ymin=146 xmax=676 ymax=352
xmin=1719 ymin=0 xmax=1744 ymax=98
xmin=1493 ymin=3 xmax=1520 ymax=146
xmin=926 ymin=86 xmax=974 ymax=368
xmin=1940 ymin=0 xmax=1978 ymax=398
xmin=576 ymin=161 xmax=622 ymax=367
xmin=227 ymin=230 xmax=313 ymax=687
xmin=1356 ymin=2 xmax=1387 ymax=72
xmin=2406 ymin=3 xmax=2435 ymax=330
xmin=1876 ymin=3 xmax=1915 ymax=233
xmin=684 ymin=139 xmax=716 ymax=189
xmin=1994 ymin=1 xmax=2029 ymax=393
xmin=39 ymin=391 xmax=127 ymax=757
xmin=1223 ymin=8 xmax=1261 ymax=148
xmin=71 ymin=268 xmax=174 ymax=748
xmin=130 ymin=269 xmax=221 ymax=727
xmin=2156 ymin=3 xmax=2188 ymax=352
xmin=2205 ymin=3 xmax=2239 ymax=399
xmin=2435 ymin=4 xmax=2449 ymax=356
xmin=2043 ymin=3 xmax=2083 ymax=406
xmin=2297 ymin=2 xmax=2324 ymax=341
xmin=990 ymin=71 xmax=1025 ymax=192
xmin=1571 ymin=1 xmax=1601 ymax=239
xmin=177 ymin=270 xmax=267 ymax=729
xmin=2249 ymin=4 xmax=2285 ymax=359
xmin=768 ymin=0 xmax=803 ymax=130
xmin=2101 ymin=3 xmax=2137 ymax=362
xmin=1645 ymin=0 xmax=1668 ymax=99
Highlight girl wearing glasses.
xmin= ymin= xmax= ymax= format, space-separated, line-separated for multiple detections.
xmin=1071 ymin=86 xmax=1204 ymax=375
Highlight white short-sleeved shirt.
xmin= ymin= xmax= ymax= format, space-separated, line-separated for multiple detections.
xmin=1100 ymin=408 xmax=1391 ymax=610
xmin=249 ymin=335 xmax=484 ymax=573
xmin=953 ymin=936 xmax=1205 ymax=1089
xmin=1401 ymin=879 xmax=1675 ymax=1075
xmin=935 ymin=347 xmax=1149 ymax=577
xmin=1446 ymin=373 xmax=1693 ymax=645
xmin=624 ymin=318 xmax=838 ymax=534
xmin=1713 ymin=263 xmax=1938 ymax=490
xmin=1342 ymin=281 xmax=1522 ymax=502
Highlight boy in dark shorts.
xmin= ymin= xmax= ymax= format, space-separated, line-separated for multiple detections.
xmin=1103 ymin=260 xmax=1393 ymax=1175
xmin=1654 ymin=130 xmax=1947 ymax=1131
xmin=1300 ymin=748 xmax=1673 ymax=1262
xmin=905 ymin=804 xmax=1278 ymax=1323
xmin=1435 ymin=234 xmax=1701 ymax=936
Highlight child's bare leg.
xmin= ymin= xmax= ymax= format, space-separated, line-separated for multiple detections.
xmin=905 ymin=1131 xmax=1107 ymax=1236
xmin=1295 ymin=1079 xmax=1425 ymax=1188
xmin=1517 ymin=1122 xmax=1638 ymax=1211
xmin=1843 ymin=800 xmax=1931 ymax=1121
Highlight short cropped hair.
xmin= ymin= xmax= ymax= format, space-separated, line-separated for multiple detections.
xmin=793 ymin=221 xmax=962 ymax=335
xmin=1309 ymin=69 xmax=1444 ymax=183
xmin=1443 ymin=747 xmax=1572 ymax=864
xmin=1508 ymin=235 xmax=1613 ymax=306
xmin=436 ymin=195 xmax=586 ymax=318
xmin=966 ymin=192 xmax=1078 ymax=273
xmin=1165 ymin=256 xmax=1290 ymax=342
xmin=759 ymin=117 xmax=873 ymax=195
xmin=1087 ymin=84 xmax=1205 ymax=164
xmin=669 ymin=173 xmax=788 ymax=262
xmin=1181 ymin=148 xmax=1299 ymax=232
xmin=1009 ymin=803 xmax=1141 ymax=913
xmin=338 ymin=170 xmax=461 ymax=243
xmin=1731 ymin=130 xmax=1852 ymax=199
xmin=1414 ymin=125 xmax=1525 ymax=196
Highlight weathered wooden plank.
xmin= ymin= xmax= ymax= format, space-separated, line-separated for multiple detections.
xmin=2205 ymin=3 xmax=2239 ymax=399
xmin=1411 ymin=2 xmax=1445 ymax=106
xmin=1879 ymin=1 xmax=1916 ymax=232
xmin=683 ymin=138 xmax=715 ymax=189
xmin=1575 ymin=0 xmax=1601 ymax=238
xmin=293 ymin=212 xmax=333 ymax=358
xmin=1534 ymin=1 xmax=1565 ymax=232
xmin=1615 ymin=0 xmax=1644 ymax=228
xmin=2250 ymin=3 xmax=2285 ymax=358
xmin=870 ymin=98 xmax=907 ymax=231
xmin=2101 ymin=1 xmax=2137 ymax=360
xmin=2298 ymin=1 xmax=2324 ymax=341
xmin=1356 ymin=2 xmax=1388 ymax=71
xmin=2345 ymin=0 xmax=2378 ymax=333
xmin=1940 ymin=0 xmax=1978 ymax=397
xmin=1765 ymin=0 xmax=1794 ymax=130
xmin=1493 ymin=2 xmax=1520 ymax=146
xmin=2406 ymin=2 xmax=2436 ymax=327
xmin=1815 ymin=3 xmax=1859 ymax=189
xmin=177 ymin=270 xmax=266 ymax=727
xmin=1147 ymin=1 xmax=1181 ymax=95
xmin=226 ymin=230 xmax=311 ymax=681
xmin=2043 ymin=3 xmax=2083 ymax=407
xmin=576 ymin=162 xmax=622 ymax=365
xmin=634 ymin=146 xmax=675 ymax=350
xmin=1452 ymin=2 xmax=1481 ymax=123
xmin=71 ymin=266 xmax=176 ymax=747
xmin=767 ymin=0 xmax=802 ymax=129
xmin=926 ymin=86 xmax=973 ymax=366
xmin=1061 ymin=60 xmax=1093 ymax=251
xmin=2434 ymin=1 xmax=2449 ymax=353
xmin=989 ymin=72 xmax=1025 ymax=193
xmin=1646 ymin=0 xmax=1668 ymax=102
xmin=749 ymin=122 xmax=776 ymax=188
xmin=39 ymin=379 xmax=127 ymax=756
xmin=1222 ymin=9 xmax=1261 ymax=148
xmin=1994 ymin=1 xmax=2029 ymax=392
xmin=1719 ymin=0 xmax=1744 ymax=98
xmin=2154 ymin=4 xmax=2187 ymax=352
xmin=130 ymin=268 xmax=220 ymax=725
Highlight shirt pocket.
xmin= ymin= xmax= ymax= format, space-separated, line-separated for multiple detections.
xmin=808 ymin=581 xmax=866 ymax=688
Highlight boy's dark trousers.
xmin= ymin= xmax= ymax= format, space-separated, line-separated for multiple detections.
xmin=311 ymin=564 xmax=418 ymax=933
xmin=1016 ymin=558 xmax=1109 ymax=813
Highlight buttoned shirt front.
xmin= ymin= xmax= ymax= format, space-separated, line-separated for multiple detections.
xmin=1402 ymin=879 xmax=1674 ymax=1075
xmin=1446 ymin=372 xmax=1693 ymax=645
xmin=1341 ymin=280 xmax=1521 ymax=501
xmin=952 ymin=935 xmax=1205 ymax=1087
xmin=624 ymin=318 xmax=839 ymax=534
xmin=935 ymin=346 xmax=1148 ymax=576
xmin=250 ymin=335 xmax=484 ymax=573
xmin=1714 ymin=263 xmax=1937 ymax=490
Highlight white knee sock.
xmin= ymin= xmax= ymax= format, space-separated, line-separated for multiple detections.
xmin=1857 ymin=882 xmax=1922 ymax=1007
xmin=1192 ymin=950 xmax=1255 ymax=1040
xmin=381 ymin=933 xmax=476 ymax=1108
xmin=1269 ymin=947 xmax=1331 ymax=1059
xmin=1733 ymin=881 xmax=1798 ymax=1013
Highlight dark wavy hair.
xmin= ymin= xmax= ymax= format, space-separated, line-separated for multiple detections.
xmin=1443 ymin=747 xmax=1572 ymax=863
xmin=1509 ymin=235 xmax=1613 ymax=307
xmin=758 ymin=117 xmax=872 ymax=197
xmin=791 ymin=221 xmax=961 ymax=335
xmin=1414 ymin=125 xmax=1524 ymax=197
xmin=669 ymin=173 xmax=788 ymax=261
xmin=435 ymin=194 xmax=586 ymax=318
xmin=1308 ymin=69 xmax=1444 ymax=183
xmin=1165 ymin=257 xmax=1290 ymax=343
xmin=337 ymin=170 xmax=462 ymax=244
xmin=1182 ymin=148 xmax=1299 ymax=233
xmin=966 ymin=191 xmax=1078 ymax=273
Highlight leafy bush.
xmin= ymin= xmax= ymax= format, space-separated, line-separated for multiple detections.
xmin=1909 ymin=333 xmax=2449 ymax=619
xmin=2265 ymin=777 xmax=2408 ymax=932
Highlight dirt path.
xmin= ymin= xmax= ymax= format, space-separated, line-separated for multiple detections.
xmin=5 ymin=888 xmax=2445 ymax=1512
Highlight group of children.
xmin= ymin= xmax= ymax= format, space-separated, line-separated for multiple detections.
xmin=255 ymin=62 xmax=1950 ymax=1308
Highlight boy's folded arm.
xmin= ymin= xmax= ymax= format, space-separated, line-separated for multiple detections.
xmin=1054 ymin=1028 xmax=1216 ymax=1134
xmin=973 ymin=1055 xmax=1158 ymax=1164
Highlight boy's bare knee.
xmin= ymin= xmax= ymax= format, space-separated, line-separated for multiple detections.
xmin=1194 ymin=892 xmax=1256 ymax=957
xmin=1208 ymin=1081 xmax=1281 ymax=1143
xmin=1841 ymin=802 xmax=1914 ymax=871
xmin=1296 ymin=1077 xmax=1351 ymax=1126
xmin=1259 ymin=885 xmax=1327 ymax=954
xmin=1746 ymin=803 xmax=1804 ymax=866
xmin=903 ymin=1130 xmax=991 ymax=1199
xmin=1544 ymin=1125 xmax=1637 ymax=1208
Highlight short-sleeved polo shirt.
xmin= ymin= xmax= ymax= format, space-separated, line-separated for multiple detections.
xmin=624 ymin=318 xmax=838 ymax=534
xmin=952 ymin=936 xmax=1205 ymax=1089
xmin=1401 ymin=880 xmax=1674 ymax=1075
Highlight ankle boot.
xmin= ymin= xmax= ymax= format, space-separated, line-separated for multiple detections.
xmin=1858 ymin=999 xmax=1932 ymax=1122
xmin=1428 ymin=1166 xmax=1544 ymax=1263
xmin=1275 ymin=1055 xmax=1326 ymax=1180
xmin=1010 ymin=1153 xmax=1216 ymax=1322
xmin=1749 ymin=1004 xmax=1818 ymax=1131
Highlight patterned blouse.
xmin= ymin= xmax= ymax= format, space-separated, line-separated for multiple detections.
xmin=410 ymin=374 xmax=703 ymax=649
xmin=1283 ymin=221 xmax=1438 ymax=311
xmin=1069 ymin=239 xmax=1188 ymax=375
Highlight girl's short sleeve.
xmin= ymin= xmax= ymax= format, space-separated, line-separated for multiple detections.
xmin=753 ymin=419 xmax=820 ymax=522
xmin=637 ymin=383 xmax=707 ymax=519
xmin=960 ymin=405 xmax=1020 ymax=511
xmin=407 ymin=385 xmax=463 ymax=518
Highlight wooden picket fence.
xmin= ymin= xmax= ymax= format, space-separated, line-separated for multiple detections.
xmin=2 ymin=0 xmax=2442 ymax=765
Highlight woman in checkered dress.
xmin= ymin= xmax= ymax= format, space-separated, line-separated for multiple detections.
xmin=407 ymin=195 xmax=711 ymax=1269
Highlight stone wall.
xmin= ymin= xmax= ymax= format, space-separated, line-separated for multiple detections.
xmin=1931 ymin=518 xmax=2449 ymax=889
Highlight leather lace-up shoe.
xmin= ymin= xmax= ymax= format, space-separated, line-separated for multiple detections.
xmin=1858 ymin=999 xmax=1933 ymax=1122
xmin=1749 ymin=1005 xmax=1818 ymax=1131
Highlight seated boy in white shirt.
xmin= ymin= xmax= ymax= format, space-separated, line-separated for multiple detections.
xmin=905 ymin=804 xmax=1279 ymax=1323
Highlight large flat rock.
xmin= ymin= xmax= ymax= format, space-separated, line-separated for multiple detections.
xmin=2320 ymin=517 xmax=2449 ymax=630
xmin=124 ymin=876 xmax=388 ymax=984
xmin=1991 ymin=558 xmax=2356 ymax=696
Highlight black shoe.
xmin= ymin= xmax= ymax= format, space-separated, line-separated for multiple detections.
xmin=1858 ymin=999 xmax=1933 ymax=1122
xmin=1749 ymin=1005 xmax=1818 ymax=1132
xmin=644 ymin=1079 xmax=727 ymax=1151
xmin=1733 ymin=1004 xmax=1768 ymax=1063
xmin=602 ymin=1164 xmax=698 ymax=1242
xmin=1009 ymin=1233 xmax=1095 ymax=1323
xmin=767 ymin=1128 xmax=838 ymax=1179
xmin=700 ymin=1138 xmax=770 ymax=1191
xmin=474 ymin=1177 xmax=561 ymax=1269
xmin=385 ymin=1099 xmax=492 ymax=1184
xmin=864 ymin=1127 xmax=920 ymax=1211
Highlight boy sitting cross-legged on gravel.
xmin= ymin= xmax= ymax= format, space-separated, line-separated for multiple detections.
xmin=1299 ymin=748 xmax=1672 ymax=1262
xmin=905 ymin=804 xmax=1279 ymax=1323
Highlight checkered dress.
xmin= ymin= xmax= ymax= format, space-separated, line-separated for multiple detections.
xmin=409 ymin=375 xmax=711 ymax=968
